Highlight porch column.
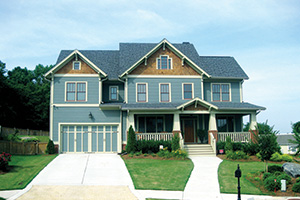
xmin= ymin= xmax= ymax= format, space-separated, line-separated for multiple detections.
xmin=128 ymin=112 xmax=135 ymax=131
xmin=249 ymin=112 xmax=258 ymax=143
xmin=208 ymin=112 xmax=218 ymax=142
xmin=173 ymin=112 xmax=181 ymax=135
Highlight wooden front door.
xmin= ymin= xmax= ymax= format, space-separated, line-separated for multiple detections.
xmin=183 ymin=119 xmax=195 ymax=143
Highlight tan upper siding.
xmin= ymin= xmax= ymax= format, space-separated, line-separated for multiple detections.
xmin=129 ymin=47 xmax=200 ymax=76
xmin=184 ymin=103 xmax=208 ymax=111
xmin=56 ymin=57 xmax=97 ymax=74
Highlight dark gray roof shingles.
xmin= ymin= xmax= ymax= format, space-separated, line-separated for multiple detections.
xmin=55 ymin=41 xmax=249 ymax=79
xmin=277 ymin=134 xmax=296 ymax=146
xmin=211 ymin=102 xmax=266 ymax=110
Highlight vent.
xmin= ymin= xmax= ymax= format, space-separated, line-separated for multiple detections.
xmin=182 ymin=42 xmax=190 ymax=44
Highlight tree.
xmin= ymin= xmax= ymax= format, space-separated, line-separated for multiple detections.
xmin=289 ymin=121 xmax=300 ymax=155
xmin=126 ymin=126 xmax=137 ymax=153
xmin=257 ymin=124 xmax=280 ymax=172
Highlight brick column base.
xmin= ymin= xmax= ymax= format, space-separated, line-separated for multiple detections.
xmin=250 ymin=129 xmax=258 ymax=143
xmin=172 ymin=130 xmax=181 ymax=137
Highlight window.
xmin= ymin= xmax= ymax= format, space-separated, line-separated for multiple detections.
xmin=137 ymin=116 xmax=164 ymax=133
xmin=66 ymin=82 xmax=87 ymax=101
xmin=217 ymin=116 xmax=234 ymax=132
xmin=73 ymin=61 xmax=81 ymax=70
xmin=137 ymin=83 xmax=147 ymax=102
xmin=109 ymin=86 xmax=118 ymax=101
xmin=160 ymin=83 xmax=171 ymax=102
xmin=212 ymin=83 xmax=230 ymax=101
xmin=157 ymin=55 xmax=172 ymax=69
xmin=183 ymin=83 xmax=193 ymax=99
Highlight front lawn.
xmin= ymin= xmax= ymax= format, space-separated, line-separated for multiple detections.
xmin=0 ymin=154 xmax=57 ymax=190
xmin=218 ymin=160 xmax=280 ymax=195
xmin=123 ymin=158 xmax=194 ymax=191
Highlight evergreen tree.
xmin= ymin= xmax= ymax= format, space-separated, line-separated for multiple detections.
xmin=289 ymin=121 xmax=300 ymax=155
xmin=126 ymin=126 xmax=137 ymax=153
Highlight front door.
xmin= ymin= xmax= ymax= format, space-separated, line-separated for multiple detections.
xmin=183 ymin=119 xmax=195 ymax=143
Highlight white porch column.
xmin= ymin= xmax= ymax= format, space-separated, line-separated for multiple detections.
xmin=249 ymin=112 xmax=257 ymax=130
xmin=173 ymin=112 xmax=180 ymax=131
xmin=208 ymin=112 xmax=217 ymax=131
xmin=128 ymin=112 xmax=135 ymax=131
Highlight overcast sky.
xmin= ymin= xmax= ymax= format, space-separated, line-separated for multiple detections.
xmin=1 ymin=0 xmax=299 ymax=133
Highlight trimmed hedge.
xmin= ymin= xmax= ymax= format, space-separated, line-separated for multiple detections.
xmin=136 ymin=139 xmax=172 ymax=153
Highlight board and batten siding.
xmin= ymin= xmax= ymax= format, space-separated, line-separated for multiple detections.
xmin=203 ymin=80 xmax=242 ymax=103
xmin=53 ymin=76 xmax=99 ymax=104
xmin=52 ymin=107 xmax=120 ymax=142
xmin=127 ymin=77 xmax=202 ymax=103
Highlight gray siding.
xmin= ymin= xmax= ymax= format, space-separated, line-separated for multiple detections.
xmin=52 ymin=107 xmax=120 ymax=142
xmin=128 ymin=77 xmax=202 ymax=103
xmin=203 ymin=79 xmax=241 ymax=103
xmin=54 ymin=76 xmax=99 ymax=104
xmin=122 ymin=111 xmax=127 ymax=142
xmin=102 ymin=81 xmax=124 ymax=103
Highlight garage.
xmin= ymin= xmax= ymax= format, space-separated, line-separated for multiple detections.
xmin=61 ymin=125 xmax=119 ymax=153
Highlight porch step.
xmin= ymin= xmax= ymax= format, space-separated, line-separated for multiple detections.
xmin=184 ymin=144 xmax=215 ymax=156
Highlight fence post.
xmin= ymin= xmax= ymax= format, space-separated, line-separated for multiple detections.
xmin=23 ymin=142 xmax=25 ymax=155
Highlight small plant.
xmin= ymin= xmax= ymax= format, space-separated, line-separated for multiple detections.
xmin=7 ymin=129 xmax=20 ymax=141
xmin=282 ymin=154 xmax=293 ymax=162
xmin=143 ymin=153 xmax=148 ymax=157
xmin=128 ymin=153 xmax=134 ymax=157
xmin=157 ymin=147 xmax=172 ymax=158
xmin=151 ymin=153 xmax=156 ymax=157
xmin=46 ymin=139 xmax=56 ymax=154
xmin=172 ymin=149 xmax=188 ymax=159
xmin=277 ymin=173 xmax=291 ymax=185
xmin=254 ymin=177 xmax=260 ymax=181
xmin=292 ymin=182 xmax=300 ymax=193
xmin=263 ymin=172 xmax=272 ymax=180
xmin=134 ymin=151 xmax=142 ymax=156
xmin=256 ymin=153 xmax=262 ymax=160
xmin=0 ymin=152 xmax=11 ymax=171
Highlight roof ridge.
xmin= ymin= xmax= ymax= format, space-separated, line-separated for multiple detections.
xmin=199 ymin=56 xmax=233 ymax=58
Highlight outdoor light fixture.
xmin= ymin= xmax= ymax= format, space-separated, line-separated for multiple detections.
xmin=89 ymin=112 xmax=93 ymax=119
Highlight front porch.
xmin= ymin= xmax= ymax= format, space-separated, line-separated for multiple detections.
xmin=128 ymin=111 xmax=258 ymax=155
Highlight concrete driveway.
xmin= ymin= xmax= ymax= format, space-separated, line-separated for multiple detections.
xmin=12 ymin=154 xmax=138 ymax=200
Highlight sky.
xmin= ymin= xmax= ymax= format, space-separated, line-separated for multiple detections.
xmin=0 ymin=0 xmax=299 ymax=133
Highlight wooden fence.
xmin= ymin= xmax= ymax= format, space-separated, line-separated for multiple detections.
xmin=0 ymin=141 xmax=48 ymax=155
xmin=0 ymin=126 xmax=49 ymax=137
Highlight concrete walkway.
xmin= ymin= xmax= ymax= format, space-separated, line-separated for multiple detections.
xmin=0 ymin=154 xmax=297 ymax=200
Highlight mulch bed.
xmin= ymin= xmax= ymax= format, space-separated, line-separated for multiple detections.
xmin=217 ymin=154 xmax=287 ymax=164
xmin=121 ymin=153 xmax=188 ymax=160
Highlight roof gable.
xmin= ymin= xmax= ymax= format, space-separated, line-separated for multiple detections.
xmin=119 ymin=39 xmax=210 ymax=78
xmin=177 ymin=98 xmax=218 ymax=110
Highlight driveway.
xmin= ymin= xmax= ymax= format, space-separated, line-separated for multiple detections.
xmin=12 ymin=154 xmax=138 ymax=200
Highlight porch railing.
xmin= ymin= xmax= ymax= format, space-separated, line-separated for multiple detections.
xmin=209 ymin=132 xmax=216 ymax=154
xmin=136 ymin=133 xmax=173 ymax=141
xmin=218 ymin=132 xmax=251 ymax=142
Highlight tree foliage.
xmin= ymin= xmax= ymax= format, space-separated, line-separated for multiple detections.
xmin=0 ymin=61 xmax=52 ymax=130
xmin=289 ymin=121 xmax=300 ymax=155
xmin=126 ymin=125 xmax=137 ymax=153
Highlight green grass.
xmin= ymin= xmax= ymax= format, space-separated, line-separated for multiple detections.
xmin=18 ymin=135 xmax=50 ymax=143
xmin=0 ymin=154 xmax=57 ymax=190
xmin=218 ymin=160 xmax=280 ymax=195
xmin=123 ymin=158 xmax=194 ymax=191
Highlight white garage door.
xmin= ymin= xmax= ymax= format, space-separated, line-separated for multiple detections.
xmin=61 ymin=125 xmax=118 ymax=153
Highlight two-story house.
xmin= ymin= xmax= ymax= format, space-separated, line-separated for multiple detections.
xmin=44 ymin=39 xmax=265 ymax=154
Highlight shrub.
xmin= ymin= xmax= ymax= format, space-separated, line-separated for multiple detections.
xmin=277 ymin=173 xmax=291 ymax=185
xmin=264 ymin=176 xmax=280 ymax=191
xmin=254 ymin=177 xmax=260 ymax=181
xmin=226 ymin=151 xmax=249 ymax=160
xmin=126 ymin=126 xmax=137 ymax=153
xmin=136 ymin=139 xmax=172 ymax=153
xmin=263 ymin=172 xmax=272 ymax=180
xmin=171 ymin=134 xmax=180 ymax=151
xmin=270 ymin=152 xmax=282 ymax=162
xmin=157 ymin=147 xmax=172 ymax=158
xmin=282 ymin=154 xmax=293 ymax=162
xmin=233 ymin=142 xmax=244 ymax=151
xmin=134 ymin=151 xmax=142 ymax=156
xmin=242 ymin=142 xmax=260 ymax=155
xmin=256 ymin=153 xmax=262 ymax=160
xmin=46 ymin=139 xmax=56 ymax=154
xmin=0 ymin=152 xmax=11 ymax=171
xmin=225 ymin=136 xmax=233 ymax=152
xmin=292 ymin=182 xmax=300 ymax=193
xmin=296 ymin=177 xmax=300 ymax=183
xmin=268 ymin=165 xmax=283 ymax=173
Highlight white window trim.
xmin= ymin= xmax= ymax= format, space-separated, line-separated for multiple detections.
xmin=109 ymin=86 xmax=119 ymax=101
xmin=159 ymin=83 xmax=171 ymax=103
xmin=182 ymin=83 xmax=194 ymax=100
xmin=65 ymin=81 xmax=88 ymax=102
xmin=211 ymin=83 xmax=231 ymax=102
xmin=72 ymin=61 xmax=81 ymax=70
xmin=136 ymin=82 xmax=148 ymax=103
xmin=156 ymin=55 xmax=173 ymax=70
